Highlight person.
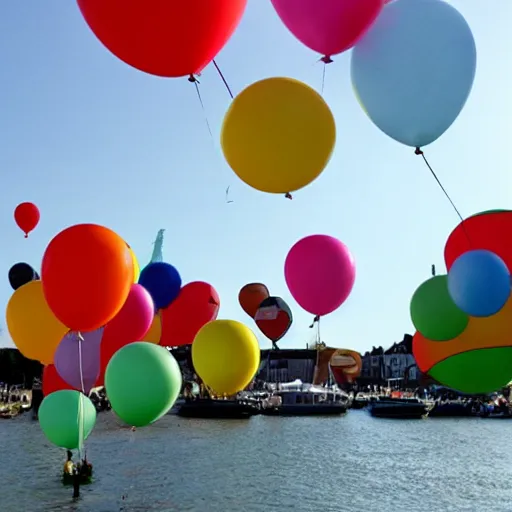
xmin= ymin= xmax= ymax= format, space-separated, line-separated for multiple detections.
xmin=80 ymin=457 xmax=93 ymax=478
xmin=63 ymin=450 xmax=74 ymax=476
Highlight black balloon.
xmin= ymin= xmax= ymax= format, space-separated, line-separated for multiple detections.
xmin=8 ymin=262 xmax=38 ymax=291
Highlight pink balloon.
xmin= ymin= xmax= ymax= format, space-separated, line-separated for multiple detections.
xmin=271 ymin=0 xmax=384 ymax=59
xmin=102 ymin=283 xmax=154 ymax=345
xmin=284 ymin=235 xmax=356 ymax=316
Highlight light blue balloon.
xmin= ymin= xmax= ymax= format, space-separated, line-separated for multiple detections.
xmin=351 ymin=0 xmax=476 ymax=148
xmin=447 ymin=250 xmax=511 ymax=318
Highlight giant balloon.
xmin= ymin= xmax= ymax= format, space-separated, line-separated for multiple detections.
xmin=351 ymin=0 xmax=476 ymax=148
xmin=192 ymin=320 xmax=260 ymax=395
xmin=8 ymin=262 xmax=38 ymax=291
xmin=6 ymin=281 xmax=68 ymax=364
xmin=271 ymin=0 xmax=383 ymax=60
xmin=329 ymin=349 xmax=362 ymax=385
xmin=138 ymin=262 xmax=182 ymax=310
xmin=54 ymin=329 xmax=103 ymax=395
xmin=42 ymin=364 xmax=76 ymax=396
xmin=41 ymin=224 xmax=133 ymax=332
xmin=413 ymin=296 xmax=512 ymax=394
xmin=447 ymin=250 xmax=510 ymax=318
xmin=284 ymin=235 xmax=355 ymax=316
xmin=105 ymin=342 xmax=182 ymax=427
xmin=239 ymin=283 xmax=270 ymax=318
xmin=38 ymin=390 xmax=96 ymax=449
xmin=14 ymin=202 xmax=40 ymax=238
xmin=77 ymin=0 xmax=247 ymax=78
xmin=255 ymin=296 xmax=292 ymax=342
xmin=445 ymin=211 xmax=512 ymax=272
xmin=410 ymin=275 xmax=468 ymax=341
xmin=160 ymin=281 xmax=220 ymax=347
xmin=221 ymin=77 xmax=336 ymax=194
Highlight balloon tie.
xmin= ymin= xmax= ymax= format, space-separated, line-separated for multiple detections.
xmin=415 ymin=147 xmax=472 ymax=245
xmin=285 ymin=193 xmax=293 ymax=200
xmin=188 ymin=74 xmax=198 ymax=83
xmin=212 ymin=59 xmax=234 ymax=99
xmin=320 ymin=56 xmax=333 ymax=64
xmin=24 ymin=233 xmax=28 ymax=238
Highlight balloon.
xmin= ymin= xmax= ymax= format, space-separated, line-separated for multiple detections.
xmin=284 ymin=235 xmax=355 ymax=316
xmin=105 ymin=342 xmax=182 ymax=427
xmin=53 ymin=329 xmax=103 ymax=395
xmin=445 ymin=211 xmax=512 ymax=272
xmin=42 ymin=364 xmax=76 ymax=396
xmin=254 ymin=296 xmax=292 ymax=342
xmin=221 ymin=77 xmax=336 ymax=194
xmin=77 ymin=0 xmax=247 ymax=78
xmin=329 ymin=349 xmax=362 ymax=385
xmin=145 ymin=312 xmax=162 ymax=344
xmin=14 ymin=202 xmax=40 ymax=237
xmin=138 ymin=262 xmax=182 ymax=310
xmin=271 ymin=0 xmax=383 ymax=60
xmin=447 ymin=250 xmax=510 ymax=318
xmin=238 ymin=283 xmax=270 ymax=318
xmin=97 ymin=284 xmax=154 ymax=384
xmin=351 ymin=0 xmax=476 ymax=148
xmin=160 ymin=281 xmax=220 ymax=347
xmin=41 ymin=224 xmax=133 ymax=332
xmin=8 ymin=262 xmax=38 ymax=291
xmin=192 ymin=320 xmax=260 ymax=395
xmin=128 ymin=246 xmax=140 ymax=283
xmin=410 ymin=275 xmax=468 ymax=341
xmin=6 ymin=281 xmax=68 ymax=364
xmin=38 ymin=390 xmax=96 ymax=449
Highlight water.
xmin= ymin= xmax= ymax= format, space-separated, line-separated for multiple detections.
xmin=1 ymin=410 xmax=511 ymax=512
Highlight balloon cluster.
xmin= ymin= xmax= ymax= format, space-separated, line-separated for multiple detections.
xmin=74 ymin=0 xmax=476 ymax=199
xmin=411 ymin=210 xmax=512 ymax=394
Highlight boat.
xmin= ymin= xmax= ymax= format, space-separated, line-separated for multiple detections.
xmin=62 ymin=471 xmax=93 ymax=486
xmin=177 ymin=398 xmax=259 ymax=419
xmin=368 ymin=397 xmax=431 ymax=419
xmin=429 ymin=400 xmax=476 ymax=418
xmin=260 ymin=380 xmax=348 ymax=416
xmin=351 ymin=393 xmax=370 ymax=410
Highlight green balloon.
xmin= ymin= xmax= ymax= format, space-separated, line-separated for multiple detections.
xmin=39 ymin=390 xmax=96 ymax=449
xmin=105 ymin=342 xmax=182 ymax=427
xmin=429 ymin=348 xmax=512 ymax=394
xmin=468 ymin=209 xmax=510 ymax=218
xmin=410 ymin=275 xmax=469 ymax=341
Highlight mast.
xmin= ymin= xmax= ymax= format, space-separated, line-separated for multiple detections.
xmin=149 ymin=229 xmax=165 ymax=264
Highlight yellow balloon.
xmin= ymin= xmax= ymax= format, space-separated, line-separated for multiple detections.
xmin=221 ymin=77 xmax=336 ymax=194
xmin=6 ymin=281 xmax=68 ymax=365
xmin=192 ymin=320 xmax=260 ymax=395
xmin=144 ymin=311 xmax=162 ymax=344
xmin=128 ymin=246 xmax=140 ymax=283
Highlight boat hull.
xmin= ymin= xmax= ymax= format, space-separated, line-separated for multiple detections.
xmin=260 ymin=403 xmax=347 ymax=416
xmin=369 ymin=400 xmax=429 ymax=419
xmin=177 ymin=400 xmax=258 ymax=419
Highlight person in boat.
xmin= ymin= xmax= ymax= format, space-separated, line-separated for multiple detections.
xmin=80 ymin=457 xmax=93 ymax=477
xmin=63 ymin=450 xmax=74 ymax=476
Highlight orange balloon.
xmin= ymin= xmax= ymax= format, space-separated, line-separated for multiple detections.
xmin=238 ymin=283 xmax=270 ymax=318
xmin=41 ymin=224 xmax=134 ymax=332
xmin=145 ymin=311 xmax=162 ymax=344
xmin=413 ymin=295 xmax=512 ymax=372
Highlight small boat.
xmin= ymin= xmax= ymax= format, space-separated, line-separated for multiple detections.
xmin=368 ymin=397 xmax=431 ymax=419
xmin=260 ymin=382 xmax=348 ymax=416
xmin=62 ymin=472 xmax=93 ymax=486
xmin=429 ymin=401 xmax=476 ymax=418
xmin=177 ymin=398 xmax=258 ymax=419
xmin=351 ymin=393 xmax=370 ymax=410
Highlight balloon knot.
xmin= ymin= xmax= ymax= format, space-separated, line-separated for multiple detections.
xmin=188 ymin=74 xmax=199 ymax=83
xmin=24 ymin=233 xmax=28 ymax=238
xmin=285 ymin=193 xmax=293 ymax=200
xmin=321 ymin=56 xmax=333 ymax=64
xmin=415 ymin=147 xmax=423 ymax=156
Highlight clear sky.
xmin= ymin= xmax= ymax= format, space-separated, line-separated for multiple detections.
xmin=0 ymin=1 xmax=510 ymax=354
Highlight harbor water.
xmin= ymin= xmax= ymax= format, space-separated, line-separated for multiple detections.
xmin=1 ymin=410 xmax=511 ymax=512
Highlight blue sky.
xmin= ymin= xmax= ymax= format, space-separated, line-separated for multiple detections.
xmin=0 ymin=1 xmax=509 ymax=353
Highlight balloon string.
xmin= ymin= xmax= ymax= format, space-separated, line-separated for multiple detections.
xmin=212 ymin=59 xmax=234 ymax=100
xmin=415 ymin=148 xmax=472 ymax=246
xmin=321 ymin=62 xmax=326 ymax=96
xmin=191 ymin=80 xmax=213 ymax=139
xmin=77 ymin=332 xmax=86 ymax=461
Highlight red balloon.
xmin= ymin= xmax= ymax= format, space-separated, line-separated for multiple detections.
xmin=97 ymin=284 xmax=155 ymax=385
xmin=77 ymin=0 xmax=248 ymax=78
xmin=444 ymin=211 xmax=512 ymax=272
xmin=42 ymin=364 xmax=76 ymax=396
xmin=160 ymin=281 xmax=220 ymax=347
xmin=14 ymin=202 xmax=40 ymax=238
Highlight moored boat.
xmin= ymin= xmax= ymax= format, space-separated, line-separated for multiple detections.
xmin=368 ymin=397 xmax=431 ymax=419
xmin=177 ymin=398 xmax=259 ymax=419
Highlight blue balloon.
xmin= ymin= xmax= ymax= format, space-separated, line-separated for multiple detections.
xmin=447 ymin=250 xmax=511 ymax=318
xmin=351 ymin=0 xmax=476 ymax=148
xmin=138 ymin=262 xmax=182 ymax=310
